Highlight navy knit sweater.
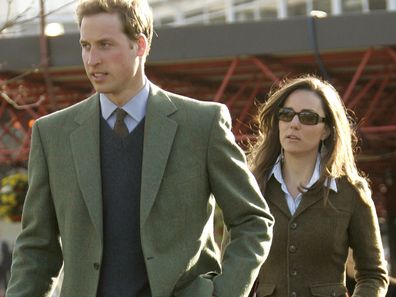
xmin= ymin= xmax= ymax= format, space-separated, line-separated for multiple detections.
xmin=97 ymin=117 xmax=151 ymax=297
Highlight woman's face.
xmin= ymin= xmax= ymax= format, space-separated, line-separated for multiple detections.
xmin=278 ymin=89 xmax=330 ymax=159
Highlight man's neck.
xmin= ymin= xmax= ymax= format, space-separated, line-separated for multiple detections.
xmin=106 ymin=76 xmax=146 ymax=107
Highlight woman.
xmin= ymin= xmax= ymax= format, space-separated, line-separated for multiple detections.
xmin=248 ymin=75 xmax=388 ymax=297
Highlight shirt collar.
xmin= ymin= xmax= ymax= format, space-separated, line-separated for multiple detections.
xmin=100 ymin=78 xmax=149 ymax=121
xmin=269 ymin=154 xmax=337 ymax=192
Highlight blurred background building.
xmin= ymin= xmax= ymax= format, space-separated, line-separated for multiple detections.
xmin=1 ymin=0 xmax=396 ymax=36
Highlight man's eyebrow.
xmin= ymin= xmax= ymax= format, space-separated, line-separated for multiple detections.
xmin=80 ymin=37 xmax=114 ymax=43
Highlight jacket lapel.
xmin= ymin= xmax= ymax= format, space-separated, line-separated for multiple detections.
xmin=70 ymin=94 xmax=103 ymax=243
xmin=140 ymin=84 xmax=177 ymax=224
xmin=293 ymin=188 xmax=324 ymax=218
xmin=266 ymin=176 xmax=324 ymax=219
xmin=266 ymin=177 xmax=292 ymax=219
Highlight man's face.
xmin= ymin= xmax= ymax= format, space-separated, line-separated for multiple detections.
xmin=79 ymin=12 xmax=146 ymax=105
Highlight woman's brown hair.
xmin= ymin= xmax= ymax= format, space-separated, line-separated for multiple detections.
xmin=248 ymin=74 xmax=371 ymax=204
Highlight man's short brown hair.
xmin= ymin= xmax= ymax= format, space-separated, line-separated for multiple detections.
xmin=76 ymin=0 xmax=153 ymax=49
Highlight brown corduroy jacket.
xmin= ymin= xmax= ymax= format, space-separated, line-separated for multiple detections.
xmin=256 ymin=176 xmax=388 ymax=297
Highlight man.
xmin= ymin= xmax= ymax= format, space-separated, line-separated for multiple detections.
xmin=6 ymin=1 xmax=273 ymax=297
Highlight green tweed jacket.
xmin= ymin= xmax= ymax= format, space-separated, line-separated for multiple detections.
xmin=256 ymin=176 xmax=388 ymax=297
xmin=6 ymin=83 xmax=274 ymax=297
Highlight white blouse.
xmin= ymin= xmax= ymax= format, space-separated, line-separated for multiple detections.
xmin=268 ymin=155 xmax=337 ymax=215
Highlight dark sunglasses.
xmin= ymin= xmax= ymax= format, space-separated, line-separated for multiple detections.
xmin=278 ymin=107 xmax=326 ymax=125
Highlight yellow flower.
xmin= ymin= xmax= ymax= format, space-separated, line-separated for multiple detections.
xmin=0 ymin=206 xmax=9 ymax=215
xmin=0 ymin=172 xmax=28 ymax=221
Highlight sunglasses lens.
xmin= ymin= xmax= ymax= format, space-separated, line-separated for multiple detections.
xmin=299 ymin=112 xmax=318 ymax=125
xmin=278 ymin=108 xmax=323 ymax=125
xmin=278 ymin=108 xmax=295 ymax=122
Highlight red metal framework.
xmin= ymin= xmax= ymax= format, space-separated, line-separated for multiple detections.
xmin=1 ymin=46 xmax=396 ymax=179
xmin=0 ymin=73 xmax=85 ymax=164
xmin=1 ymin=46 xmax=396 ymax=273
xmin=147 ymin=47 xmax=396 ymax=166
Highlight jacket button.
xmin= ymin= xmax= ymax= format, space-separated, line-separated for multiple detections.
xmin=290 ymin=292 xmax=297 ymax=297
xmin=93 ymin=263 xmax=100 ymax=270
xmin=290 ymin=222 xmax=298 ymax=230
xmin=289 ymin=245 xmax=297 ymax=253
xmin=290 ymin=269 xmax=297 ymax=276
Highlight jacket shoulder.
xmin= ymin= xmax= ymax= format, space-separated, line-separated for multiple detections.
xmin=152 ymin=83 xmax=226 ymax=112
xmin=35 ymin=94 xmax=97 ymax=128
xmin=332 ymin=176 xmax=374 ymax=211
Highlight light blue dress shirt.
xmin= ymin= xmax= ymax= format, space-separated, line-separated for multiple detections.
xmin=269 ymin=155 xmax=337 ymax=215
xmin=99 ymin=78 xmax=149 ymax=133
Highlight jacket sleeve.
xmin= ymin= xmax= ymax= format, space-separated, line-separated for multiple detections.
xmin=6 ymin=122 xmax=63 ymax=297
xmin=349 ymin=190 xmax=389 ymax=297
xmin=207 ymin=104 xmax=274 ymax=297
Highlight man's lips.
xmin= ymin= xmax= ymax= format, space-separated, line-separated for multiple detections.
xmin=90 ymin=72 xmax=108 ymax=81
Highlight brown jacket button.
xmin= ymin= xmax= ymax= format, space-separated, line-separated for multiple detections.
xmin=289 ymin=245 xmax=297 ymax=253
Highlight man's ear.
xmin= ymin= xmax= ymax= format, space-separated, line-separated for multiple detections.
xmin=136 ymin=34 xmax=148 ymax=56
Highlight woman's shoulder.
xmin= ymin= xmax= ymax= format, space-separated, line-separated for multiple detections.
xmin=332 ymin=176 xmax=373 ymax=209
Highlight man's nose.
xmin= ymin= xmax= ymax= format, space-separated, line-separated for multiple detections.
xmin=87 ymin=48 xmax=101 ymax=65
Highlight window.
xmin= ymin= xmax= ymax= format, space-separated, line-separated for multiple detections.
xmin=369 ymin=0 xmax=386 ymax=10
xmin=342 ymin=0 xmax=364 ymax=13
xmin=260 ymin=7 xmax=277 ymax=19
xmin=312 ymin=0 xmax=331 ymax=13
xmin=287 ymin=1 xmax=307 ymax=16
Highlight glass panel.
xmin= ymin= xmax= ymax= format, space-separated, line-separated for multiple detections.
xmin=312 ymin=0 xmax=331 ymax=13
xmin=287 ymin=0 xmax=307 ymax=16
xmin=236 ymin=9 xmax=255 ymax=21
xmin=234 ymin=0 xmax=255 ymax=5
xmin=209 ymin=14 xmax=226 ymax=24
xmin=342 ymin=0 xmax=363 ymax=13
xmin=158 ymin=16 xmax=175 ymax=26
xmin=369 ymin=0 xmax=387 ymax=10
xmin=260 ymin=7 xmax=277 ymax=18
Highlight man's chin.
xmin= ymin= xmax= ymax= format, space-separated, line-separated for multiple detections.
xmin=89 ymin=83 xmax=107 ymax=94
